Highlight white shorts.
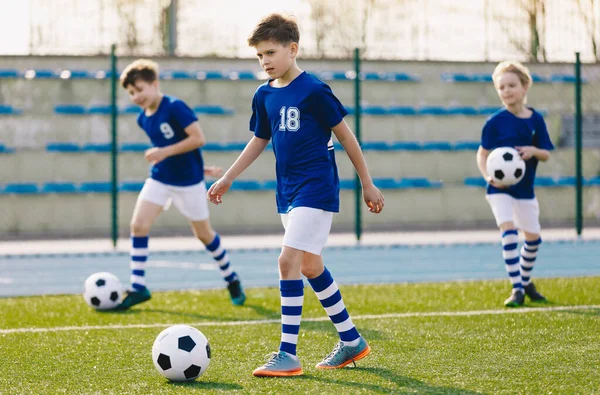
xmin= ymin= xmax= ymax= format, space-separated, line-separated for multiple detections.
xmin=485 ymin=194 xmax=541 ymax=234
xmin=138 ymin=178 xmax=210 ymax=222
xmin=281 ymin=207 xmax=333 ymax=255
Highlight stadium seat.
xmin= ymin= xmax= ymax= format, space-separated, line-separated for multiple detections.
xmin=261 ymin=180 xmax=278 ymax=190
xmin=120 ymin=142 xmax=151 ymax=152
xmin=229 ymin=70 xmax=257 ymax=80
xmin=88 ymin=105 xmax=113 ymax=115
xmin=24 ymin=69 xmax=58 ymax=79
xmin=440 ymin=72 xmax=472 ymax=82
xmin=0 ymin=144 xmax=15 ymax=154
xmin=0 ymin=69 xmax=20 ymax=78
xmin=79 ymin=182 xmax=112 ymax=193
xmin=339 ymin=179 xmax=357 ymax=190
xmin=361 ymin=141 xmax=391 ymax=151
xmin=586 ymin=176 xmax=600 ymax=185
xmin=418 ymin=106 xmax=448 ymax=115
xmin=3 ymin=183 xmax=40 ymax=194
xmin=160 ymin=70 xmax=193 ymax=79
xmin=46 ymin=142 xmax=81 ymax=152
xmin=464 ymin=177 xmax=486 ymax=187
xmin=472 ymin=73 xmax=493 ymax=82
xmin=390 ymin=141 xmax=421 ymax=151
xmin=361 ymin=71 xmax=385 ymax=81
xmin=550 ymin=74 xmax=579 ymax=83
xmin=556 ymin=176 xmax=577 ymax=186
xmin=195 ymin=70 xmax=226 ymax=80
xmin=318 ymin=71 xmax=350 ymax=81
xmin=0 ymin=105 xmax=22 ymax=115
xmin=363 ymin=106 xmax=388 ymax=115
xmin=453 ymin=141 xmax=480 ymax=150
xmin=193 ymin=105 xmax=234 ymax=115
xmin=534 ymin=176 xmax=557 ymax=187
xmin=446 ymin=106 xmax=478 ymax=116
xmin=93 ymin=70 xmax=114 ymax=79
xmin=82 ymin=143 xmax=112 ymax=152
xmin=59 ymin=69 xmax=92 ymax=79
xmin=373 ymin=178 xmax=398 ymax=189
xmin=421 ymin=141 xmax=453 ymax=151
xmin=389 ymin=72 xmax=419 ymax=82
xmin=531 ymin=73 xmax=549 ymax=83
xmin=387 ymin=106 xmax=417 ymax=115
xmin=121 ymin=105 xmax=142 ymax=114
xmin=119 ymin=181 xmax=145 ymax=192
xmin=42 ymin=182 xmax=77 ymax=194
xmin=478 ymin=106 xmax=503 ymax=115
xmin=401 ymin=177 xmax=442 ymax=188
xmin=230 ymin=180 xmax=261 ymax=191
xmin=54 ymin=105 xmax=87 ymax=115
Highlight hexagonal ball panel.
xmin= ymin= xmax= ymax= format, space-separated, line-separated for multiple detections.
xmin=95 ymin=279 xmax=106 ymax=287
xmin=502 ymin=152 xmax=513 ymax=161
xmin=514 ymin=169 xmax=523 ymax=178
xmin=178 ymin=335 xmax=196 ymax=352
xmin=184 ymin=364 xmax=201 ymax=379
xmin=110 ymin=291 xmax=119 ymax=301
xmin=90 ymin=297 xmax=101 ymax=306
xmin=494 ymin=170 xmax=505 ymax=180
xmin=157 ymin=353 xmax=172 ymax=370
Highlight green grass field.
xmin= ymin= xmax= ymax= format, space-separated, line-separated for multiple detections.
xmin=1 ymin=277 xmax=600 ymax=394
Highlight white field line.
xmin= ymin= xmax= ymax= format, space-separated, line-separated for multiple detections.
xmin=1 ymin=304 xmax=599 ymax=335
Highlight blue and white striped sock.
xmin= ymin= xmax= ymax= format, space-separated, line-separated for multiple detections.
xmin=520 ymin=237 xmax=542 ymax=286
xmin=279 ymin=279 xmax=304 ymax=356
xmin=502 ymin=229 xmax=522 ymax=293
xmin=205 ymin=234 xmax=237 ymax=284
xmin=130 ymin=236 xmax=149 ymax=291
xmin=308 ymin=267 xmax=360 ymax=347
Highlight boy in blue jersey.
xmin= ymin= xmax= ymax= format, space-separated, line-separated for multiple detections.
xmin=116 ymin=59 xmax=246 ymax=310
xmin=476 ymin=61 xmax=554 ymax=307
xmin=207 ymin=14 xmax=384 ymax=377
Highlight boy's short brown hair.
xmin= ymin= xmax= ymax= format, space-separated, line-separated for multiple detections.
xmin=120 ymin=58 xmax=159 ymax=89
xmin=247 ymin=13 xmax=299 ymax=47
xmin=492 ymin=61 xmax=533 ymax=88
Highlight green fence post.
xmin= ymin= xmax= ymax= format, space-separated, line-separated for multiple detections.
xmin=353 ymin=48 xmax=362 ymax=241
xmin=110 ymin=44 xmax=119 ymax=247
xmin=575 ymin=52 xmax=583 ymax=236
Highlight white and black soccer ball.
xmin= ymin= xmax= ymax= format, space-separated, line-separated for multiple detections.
xmin=152 ymin=324 xmax=211 ymax=381
xmin=83 ymin=272 xmax=123 ymax=310
xmin=486 ymin=147 xmax=526 ymax=187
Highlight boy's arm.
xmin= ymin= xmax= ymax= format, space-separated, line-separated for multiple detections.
xmin=207 ymin=136 xmax=269 ymax=205
xmin=332 ymin=119 xmax=384 ymax=213
xmin=476 ymin=146 xmax=491 ymax=180
xmin=145 ymin=121 xmax=206 ymax=164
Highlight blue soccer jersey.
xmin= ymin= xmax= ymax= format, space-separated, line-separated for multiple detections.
xmin=249 ymin=72 xmax=348 ymax=213
xmin=481 ymin=108 xmax=555 ymax=199
xmin=137 ymin=95 xmax=204 ymax=186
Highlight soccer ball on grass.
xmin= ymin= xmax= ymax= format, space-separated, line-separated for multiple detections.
xmin=83 ymin=272 xmax=123 ymax=310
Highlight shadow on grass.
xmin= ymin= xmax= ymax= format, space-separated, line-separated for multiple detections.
xmin=301 ymin=320 xmax=387 ymax=341
xmin=301 ymin=367 xmax=484 ymax=394
xmin=167 ymin=380 xmax=243 ymax=391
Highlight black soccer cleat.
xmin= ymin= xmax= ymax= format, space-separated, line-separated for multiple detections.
xmin=227 ymin=279 xmax=246 ymax=306
xmin=524 ymin=282 xmax=547 ymax=302
xmin=115 ymin=288 xmax=152 ymax=310
xmin=504 ymin=290 xmax=525 ymax=307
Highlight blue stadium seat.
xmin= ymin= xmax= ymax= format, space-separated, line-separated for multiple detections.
xmin=88 ymin=105 xmax=113 ymax=115
xmin=42 ymin=182 xmax=77 ymax=194
xmin=0 ymin=105 xmax=22 ymax=115
xmin=121 ymin=105 xmax=142 ymax=114
xmin=361 ymin=71 xmax=384 ymax=81
xmin=54 ymin=105 xmax=87 ymax=115
xmin=390 ymin=141 xmax=421 ymax=151
xmin=440 ymin=72 xmax=472 ymax=82
xmin=557 ymin=176 xmax=577 ymax=186
xmin=261 ymin=180 xmax=278 ymax=190
xmin=389 ymin=72 xmax=419 ymax=82
xmin=0 ymin=69 xmax=20 ymax=78
xmin=46 ymin=142 xmax=81 ymax=152
xmin=193 ymin=105 xmax=234 ymax=115
xmin=421 ymin=141 xmax=453 ymax=151
xmin=0 ymin=144 xmax=15 ymax=154
xmin=549 ymin=74 xmax=579 ymax=83
xmin=363 ymin=106 xmax=388 ymax=115
xmin=79 ymin=182 xmax=112 ymax=193
xmin=464 ymin=177 xmax=486 ymax=187
xmin=230 ymin=180 xmax=261 ymax=191
xmin=388 ymin=106 xmax=417 ymax=115
xmin=418 ymin=106 xmax=448 ymax=115
xmin=472 ymin=73 xmax=493 ymax=82
xmin=24 ymin=69 xmax=58 ymax=79
xmin=361 ymin=141 xmax=391 ymax=151
xmin=531 ymin=73 xmax=549 ymax=83
xmin=446 ymin=106 xmax=478 ymax=116
xmin=121 ymin=142 xmax=151 ymax=152
xmin=534 ymin=176 xmax=557 ymax=187
xmin=318 ymin=71 xmax=350 ymax=81
xmin=160 ymin=70 xmax=193 ymax=79
xmin=3 ymin=183 xmax=40 ymax=194
xmin=93 ymin=70 xmax=114 ymax=79
xmin=401 ymin=177 xmax=442 ymax=188
xmin=59 ymin=69 xmax=92 ymax=79
xmin=119 ymin=181 xmax=145 ymax=192
xmin=229 ymin=70 xmax=257 ymax=80
xmin=82 ymin=143 xmax=112 ymax=152
xmin=195 ymin=70 xmax=226 ymax=80
xmin=478 ymin=106 xmax=503 ymax=115
xmin=587 ymin=176 xmax=600 ymax=185
xmin=339 ymin=179 xmax=357 ymax=190
xmin=453 ymin=141 xmax=480 ymax=150
xmin=343 ymin=106 xmax=356 ymax=115
xmin=373 ymin=178 xmax=399 ymax=189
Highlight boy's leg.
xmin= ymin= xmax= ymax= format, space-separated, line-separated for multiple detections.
xmin=175 ymin=181 xmax=245 ymax=305
xmin=486 ymin=194 xmax=524 ymax=307
xmin=253 ymin=246 xmax=304 ymax=377
xmin=117 ymin=181 xmax=165 ymax=310
xmin=515 ymin=199 xmax=546 ymax=301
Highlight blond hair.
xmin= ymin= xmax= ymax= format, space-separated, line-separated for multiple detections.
xmin=120 ymin=58 xmax=159 ymax=89
xmin=492 ymin=61 xmax=533 ymax=88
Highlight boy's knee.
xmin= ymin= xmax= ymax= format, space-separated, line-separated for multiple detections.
xmin=130 ymin=220 xmax=150 ymax=236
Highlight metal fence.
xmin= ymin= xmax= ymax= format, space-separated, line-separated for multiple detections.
xmin=8 ymin=0 xmax=599 ymax=62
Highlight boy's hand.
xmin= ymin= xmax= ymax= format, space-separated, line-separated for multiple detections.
xmin=486 ymin=175 xmax=509 ymax=189
xmin=515 ymin=146 xmax=537 ymax=161
xmin=363 ymin=184 xmax=384 ymax=214
xmin=207 ymin=177 xmax=232 ymax=205
xmin=204 ymin=166 xmax=223 ymax=178
xmin=144 ymin=147 xmax=168 ymax=164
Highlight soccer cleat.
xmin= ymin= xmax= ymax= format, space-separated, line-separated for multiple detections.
xmin=115 ymin=288 xmax=151 ymax=310
xmin=252 ymin=351 xmax=303 ymax=377
xmin=504 ymin=290 xmax=525 ymax=307
xmin=524 ymin=282 xmax=547 ymax=302
xmin=227 ymin=279 xmax=246 ymax=306
xmin=316 ymin=336 xmax=371 ymax=369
